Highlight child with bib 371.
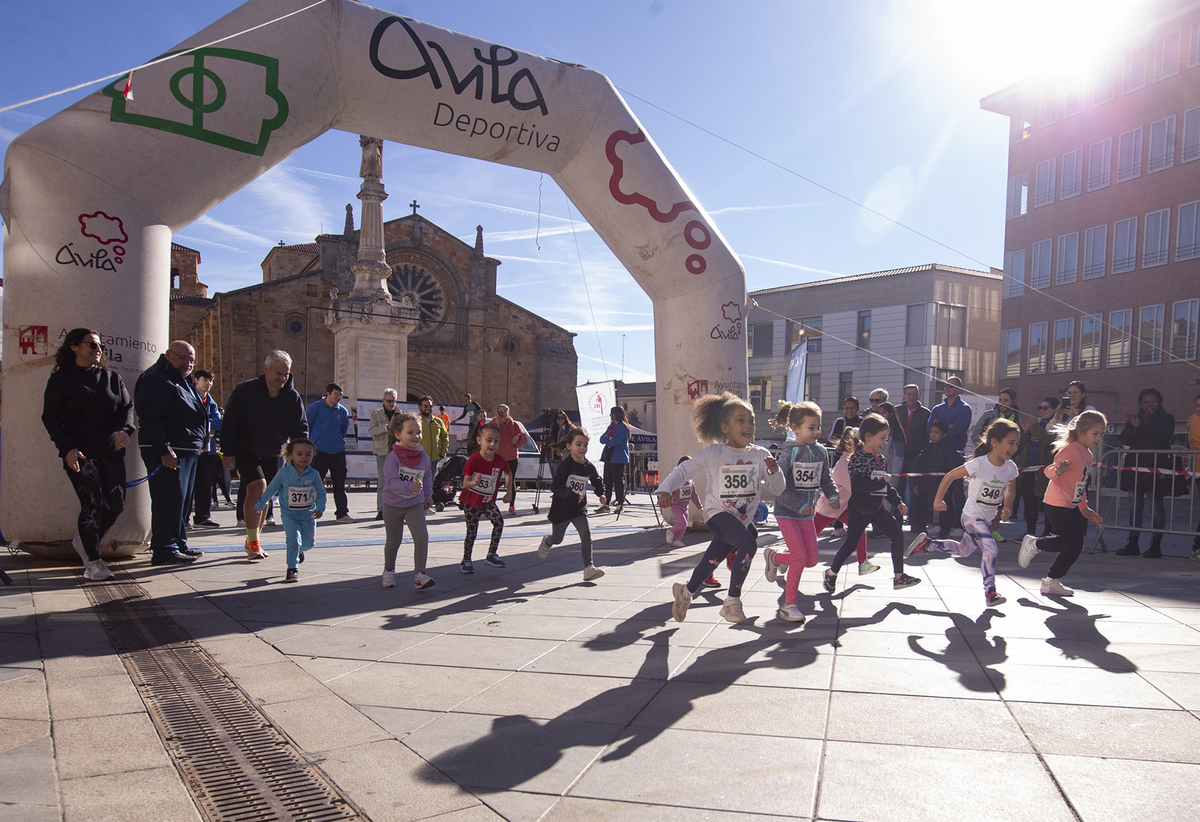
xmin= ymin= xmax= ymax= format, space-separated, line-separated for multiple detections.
xmin=256 ymin=437 xmax=325 ymax=584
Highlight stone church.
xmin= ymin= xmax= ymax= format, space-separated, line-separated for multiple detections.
xmin=169 ymin=199 xmax=578 ymax=423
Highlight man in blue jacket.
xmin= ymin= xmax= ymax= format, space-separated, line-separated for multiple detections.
xmin=190 ymin=368 xmax=223 ymax=529
xmin=135 ymin=340 xmax=207 ymax=565
xmin=927 ymin=376 xmax=973 ymax=455
xmin=307 ymin=383 xmax=354 ymax=523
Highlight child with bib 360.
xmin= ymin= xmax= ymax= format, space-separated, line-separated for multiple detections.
xmin=658 ymin=392 xmax=784 ymax=624
xmin=537 ymin=426 xmax=607 ymax=581
xmin=460 ymin=423 xmax=514 ymax=574
xmin=381 ymin=411 xmax=434 ymax=590
xmin=760 ymin=401 xmax=838 ymax=623
xmin=907 ymin=418 xmax=1021 ymax=607
xmin=255 ymin=438 xmax=325 ymax=584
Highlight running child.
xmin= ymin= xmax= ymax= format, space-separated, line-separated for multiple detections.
xmin=537 ymin=426 xmax=607 ymax=581
xmin=664 ymin=455 xmax=703 ymax=548
xmin=381 ymin=411 xmax=434 ymax=590
xmin=460 ymin=422 xmax=514 ymax=573
xmin=1017 ymin=411 xmax=1107 ymax=596
xmin=658 ymin=392 xmax=784 ymax=624
xmin=255 ymin=438 xmax=325 ymax=583
xmin=813 ymin=426 xmax=875 ymax=574
xmin=760 ymin=401 xmax=838 ymax=623
xmin=907 ymin=418 xmax=1021 ymax=606
xmin=824 ymin=414 xmax=918 ymax=594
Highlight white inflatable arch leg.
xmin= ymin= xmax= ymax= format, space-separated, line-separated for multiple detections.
xmin=0 ymin=0 xmax=746 ymax=556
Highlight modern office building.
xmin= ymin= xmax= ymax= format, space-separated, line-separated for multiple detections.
xmin=982 ymin=0 xmax=1200 ymax=417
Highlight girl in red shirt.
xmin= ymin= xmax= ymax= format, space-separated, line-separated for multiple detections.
xmin=459 ymin=423 xmax=514 ymax=573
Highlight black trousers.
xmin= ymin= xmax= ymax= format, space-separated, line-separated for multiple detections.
xmin=191 ymin=453 xmax=221 ymax=522
xmin=312 ymin=450 xmax=349 ymax=518
xmin=64 ymin=454 xmax=126 ymax=561
xmin=1037 ymin=504 xmax=1086 ymax=580
xmin=603 ymin=461 xmax=627 ymax=505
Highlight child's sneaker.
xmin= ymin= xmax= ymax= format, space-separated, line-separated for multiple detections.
xmin=1018 ymin=534 xmax=1040 ymax=569
xmin=414 ymin=572 xmax=435 ymax=590
xmin=244 ymin=539 xmax=267 ymax=560
xmin=537 ymin=535 xmax=552 ymax=560
xmin=671 ymin=582 xmax=691 ymax=623
xmin=985 ymin=587 xmax=1005 ymax=606
xmin=762 ymin=547 xmax=779 ymax=583
xmin=905 ymin=532 xmax=929 ymax=558
xmin=1040 ymin=577 xmax=1074 ymax=597
xmin=858 ymin=560 xmax=880 ymax=575
xmin=284 ymin=568 xmax=298 ymax=584
xmin=823 ymin=568 xmax=837 ymax=594
xmin=702 ymin=574 xmax=721 ymax=588
xmin=777 ymin=603 xmax=806 ymax=623
xmin=719 ymin=598 xmax=747 ymax=624
xmin=381 ymin=571 xmax=395 ymax=588
xmin=893 ymin=573 xmax=921 ymax=589
xmin=460 ymin=559 xmax=474 ymax=574
xmin=582 ymin=565 xmax=605 ymax=581
xmin=992 ymin=529 xmax=1006 ymax=543
xmin=595 ymin=504 xmax=611 ymax=514
xmin=484 ymin=553 xmax=506 ymax=568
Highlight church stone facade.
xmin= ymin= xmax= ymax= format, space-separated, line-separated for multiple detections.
xmin=170 ymin=210 xmax=578 ymax=421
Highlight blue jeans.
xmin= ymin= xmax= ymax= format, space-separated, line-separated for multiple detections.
xmin=141 ymin=451 xmax=198 ymax=554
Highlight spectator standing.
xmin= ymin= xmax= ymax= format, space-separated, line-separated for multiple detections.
xmin=134 ymin=340 xmax=207 ymax=565
xmin=417 ymin=395 xmax=449 ymax=472
xmin=895 ymin=384 xmax=930 ymax=517
xmin=191 ymin=368 xmax=223 ymax=529
xmin=306 ymin=383 xmax=354 ymax=523
xmin=928 ymin=376 xmax=972 ymax=454
xmin=1116 ymin=388 xmax=1175 ymax=558
xmin=436 ymin=405 xmax=451 ymax=432
xmin=489 ymin=404 xmax=528 ymax=513
xmin=1015 ymin=397 xmax=1060 ymax=537
xmin=222 ymin=350 xmax=308 ymax=560
xmin=599 ymin=406 xmax=632 ymax=512
xmin=972 ymin=388 xmax=1021 ymax=446
xmin=452 ymin=392 xmax=482 ymax=426
xmin=367 ymin=388 xmax=399 ymax=520
xmin=1057 ymin=380 xmax=1098 ymax=426
xmin=829 ymin=396 xmax=863 ymax=444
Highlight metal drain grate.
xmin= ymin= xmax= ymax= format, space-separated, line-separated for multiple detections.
xmin=85 ymin=574 xmax=362 ymax=822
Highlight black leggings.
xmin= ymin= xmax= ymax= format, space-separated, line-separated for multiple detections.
xmin=64 ymin=455 xmax=126 ymax=562
xmin=1036 ymin=504 xmax=1085 ymax=580
xmin=464 ymin=502 xmax=504 ymax=557
xmin=686 ymin=512 xmax=758 ymax=598
xmin=603 ymin=461 xmax=627 ymax=505
xmin=832 ymin=505 xmax=906 ymax=575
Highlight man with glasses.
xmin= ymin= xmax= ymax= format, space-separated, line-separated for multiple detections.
xmin=367 ymin=389 xmax=399 ymax=520
xmin=134 ymin=340 xmax=207 ymax=564
xmin=307 ymin=383 xmax=354 ymax=523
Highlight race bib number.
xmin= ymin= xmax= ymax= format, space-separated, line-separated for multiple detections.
xmin=870 ymin=469 xmax=888 ymax=495
xmin=397 ymin=465 xmax=423 ymax=485
xmin=679 ymin=484 xmax=693 ymax=501
xmin=719 ymin=464 xmax=756 ymax=500
xmin=567 ymin=475 xmax=588 ymax=496
xmin=473 ymin=471 xmax=497 ymax=498
xmin=1071 ymin=473 xmax=1089 ymax=505
xmin=793 ymin=461 xmax=822 ymax=490
xmin=287 ymin=485 xmax=316 ymax=509
xmin=976 ymin=479 xmax=1006 ymax=507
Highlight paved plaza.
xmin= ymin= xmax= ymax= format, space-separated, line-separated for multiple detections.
xmin=3 ymin=491 xmax=1200 ymax=821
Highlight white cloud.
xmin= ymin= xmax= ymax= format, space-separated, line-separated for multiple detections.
xmin=709 ymin=202 xmax=821 ymax=216
xmin=192 ymin=215 xmax=274 ymax=249
xmin=173 ymin=234 xmax=249 ymax=254
xmin=740 ymin=255 xmax=845 ymax=277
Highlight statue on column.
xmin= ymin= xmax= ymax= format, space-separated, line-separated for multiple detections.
xmin=359 ymin=135 xmax=383 ymax=181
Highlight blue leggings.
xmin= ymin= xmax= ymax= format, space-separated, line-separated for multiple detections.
xmin=280 ymin=513 xmax=315 ymax=570
xmin=927 ymin=515 xmax=997 ymax=591
xmin=686 ymin=512 xmax=758 ymax=598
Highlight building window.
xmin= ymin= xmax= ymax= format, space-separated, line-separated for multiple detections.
xmin=1094 ymin=62 xmax=1117 ymax=105
xmin=1179 ymin=200 xmax=1200 ymax=261
xmin=1149 ymin=116 xmax=1176 ymax=172
xmin=786 ymin=320 xmax=801 ymax=353
xmin=1034 ymin=159 xmax=1056 ymax=207
xmin=1122 ymin=45 xmax=1147 ymax=93
xmin=751 ymin=321 xmax=773 ymax=357
xmin=1171 ymin=299 xmax=1200 ymax=362
xmin=1008 ymin=173 xmax=1029 ymax=218
xmin=1144 ymin=209 xmax=1170 ymax=267
xmin=839 ymin=372 xmax=854 ymax=404
xmin=857 ymin=310 xmax=871 ymax=351
xmin=1137 ymin=304 xmax=1165 ymax=365
xmin=1002 ymin=329 xmax=1022 ymax=379
xmin=1061 ymin=148 xmax=1083 ymax=199
xmin=1117 ymin=128 xmax=1143 ymax=182
xmin=281 ymin=311 xmax=306 ymax=339
xmin=1006 ymin=249 xmax=1026 ymax=297
xmin=1088 ymin=139 xmax=1111 ymax=190
xmin=1063 ymin=86 xmax=1085 ymax=118
xmin=1153 ymin=31 xmax=1181 ymax=81
xmin=1052 ymin=318 xmax=1075 ymax=372
xmin=1031 ymin=239 xmax=1053 ymax=288
xmin=1191 ymin=21 xmax=1200 ymax=68
xmin=1108 ymin=310 xmax=1133 ymax=368
xmin=1056 ymin=232 xmax=1079 ymax=284
xmin=1039 ymin=93 xmax=1058 ymax=126
xmin=1079 ymin=314 xmax=1102 ymax=370
xmin=1083 ymin=225 xmax=1107 ymax=279
xmin=906 ymin=304 xmax=926 ymax=347
xmin=746 ymin=323 xmax=754 ymax=353
xmin=1028 ymin=322 xmax=1048 ymax=375
xmin=800 ymin=316 xmax=822 ymax=353
xmin=804 ymin=373 xmax=820 ymax=402
xmin=1113 ymin=217 xmax=1138 ymax=273
xmin=1183 ymin=107 xmax=1200 ymax=163
xmin=934 ymin=304 xmax=967 ymax=347
xmin=749 ymin=377 xmax=772 ymax=412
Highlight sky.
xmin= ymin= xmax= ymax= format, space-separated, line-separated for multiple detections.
xmin=0 ymin=0 xmax=1153 ymax=384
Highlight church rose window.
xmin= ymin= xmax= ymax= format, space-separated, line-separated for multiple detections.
xmin=387 ymin=264 xmax=446 ymax=335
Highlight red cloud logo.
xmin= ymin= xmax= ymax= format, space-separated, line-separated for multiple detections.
xmin=606 ymin=130 xmax=696 ymax=224
xmin=722 ymin=302 xmax=741 ymax=326
xmin=78 ymin=212 xmax=128 ymax=245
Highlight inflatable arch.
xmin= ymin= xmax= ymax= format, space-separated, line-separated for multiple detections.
xmin=0 ymin=0 xmax=748 ymax=556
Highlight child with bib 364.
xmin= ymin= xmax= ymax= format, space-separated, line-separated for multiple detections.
xmin=256 ymin=438 xmax=325 ymax=584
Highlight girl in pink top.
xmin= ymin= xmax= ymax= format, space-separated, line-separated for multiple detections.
xmin=813 ymin=429 xmax=873 ymax=573
xmin=1017 ymin=411 xmax=1106 ymax=597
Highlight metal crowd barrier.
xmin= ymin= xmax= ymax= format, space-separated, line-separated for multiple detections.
xmin=1088 ymin=445 xmax=1199 ymax=552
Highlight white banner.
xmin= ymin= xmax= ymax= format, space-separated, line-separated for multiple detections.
xmin=576 ymin=380 xmax=616 ymax=463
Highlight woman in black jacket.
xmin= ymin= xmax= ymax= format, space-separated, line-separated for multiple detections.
xmin=1116 ymin=388 xmax=1175 ymax=558
xmin=41 ymin=328 xmax=135 ymax=580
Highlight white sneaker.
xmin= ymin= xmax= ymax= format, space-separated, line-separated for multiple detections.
xmin=719 ymin=597 xmax=748 ymax=624
xmin=71 ymin=536 xmax=90 ymax=565
xmin=777 ymin=603 xmax=806 ymax=623
xmin=83 ymin=559 xmax=112 ymax=581
xmin=381 ymin=571 xmax=395 ymax=588
xmin=1041 ymin=577 xmax=1074 ymax=597
xmin=413 ymin=572 xmax=435 ymax=590
xmin=583 ymin=565 xmax=605 ymax=581
xmin=670 ymin=536 xmax=687 ymax=548
xmin=537 ymin=535 xmax=553 ymax=560
xmin=336 ymin=515 xmax=356 ymax=524
xmin=671 ymin=582 xmax=691 ymax=623
xmin=762 ymin=547 xmax=779 ymax=583
xmin=1018 ymin=534 xmax=1040 ymax=569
